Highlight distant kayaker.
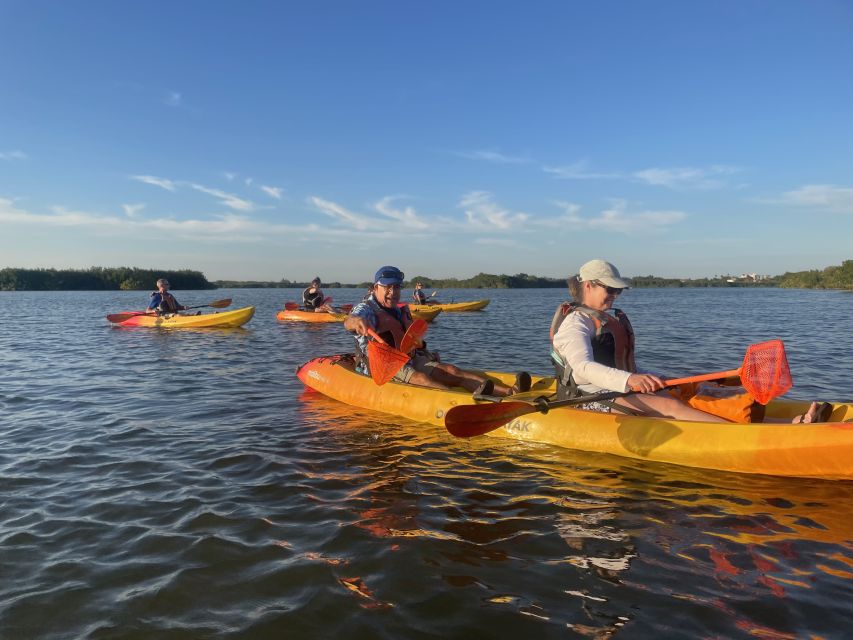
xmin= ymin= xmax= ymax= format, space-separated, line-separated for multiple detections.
xmin=412 ymin=282 xmax=437 ymax=305
xmin=550 ymin=259 xmax=829 ymax=424
xmin=303 ymin=277 xmax=333 ymax=313
xmin=345 ymin=265 xmax=530 ymax=396
xmin=148 ymin=278 xmax=187 ymax=315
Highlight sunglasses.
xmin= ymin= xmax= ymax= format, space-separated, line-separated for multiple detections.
xmin=376 ymin=283 xmax=401 ymax=290
xmin=592 ymin=281 xmax=623 ymax=295
xmin=377 ymin=269 xmax=404 ymax=280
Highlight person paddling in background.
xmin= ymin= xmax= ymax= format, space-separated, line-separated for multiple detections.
xmin=550 ymin=259 xmax=829 ymax=424
xmin=148 ymin=278 xmax=188 ymax=316
xmin=412 ymin=282 xmax=436 ymax=305
xmin=303 ymin=277 xmax=333 ymax=313
xmin=345 ymin=266 xmax=531 ymax=396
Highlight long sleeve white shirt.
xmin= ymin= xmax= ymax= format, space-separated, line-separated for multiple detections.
xmin=552 ymin=311 xmax=632 ymax=394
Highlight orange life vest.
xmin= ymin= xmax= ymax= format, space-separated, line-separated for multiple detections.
xmin=548 ymin=302 xmax=636 ymax=398
xmin=365 ymin=297 xmax=413 ymax=350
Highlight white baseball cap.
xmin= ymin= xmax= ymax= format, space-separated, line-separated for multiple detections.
xmin=578 ymin=259 xmax=630 ymax=289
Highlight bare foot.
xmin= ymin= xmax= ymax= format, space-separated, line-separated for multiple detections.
xmin=793 ymin=402 xmax=819 ymax=424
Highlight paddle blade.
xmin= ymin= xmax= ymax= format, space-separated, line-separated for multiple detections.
xmin=445 ymin=401 xmax=538 ymax=437
xmin=207 ymin=298 xmax=232 ymax=308
xmin=339 ymin=304 xmax=353 ymax=313
xmin=284 ymin=301 xmax=300 ymax=311
xmin=106 ymin=312 xmax=144 ymax=323
xmin=400 ymin=318 xmax=429 ymax=354
xmin=323 ymin=296 xmax=333 ymax=305
xmin=740 ymin=339 xmax=792 ymax=404
xmin=366 ymin=340 xmax=410 ymax=386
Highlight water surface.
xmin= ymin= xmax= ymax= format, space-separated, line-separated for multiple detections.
xmin=1 ymin=288 xmax=852 ymax=638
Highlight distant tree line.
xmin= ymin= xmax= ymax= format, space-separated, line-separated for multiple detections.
xmin=777 ymin=260 xmax=853 ymax=289
xmin=4 ymin=261 xmax=852 ymax=291
xmin=0 ymin=267 xmax=215 ymax=291
xmin=214 ymin=278 xmax=347 ymax=289
xmin=399 ymin=273 xmax=567 ymax=289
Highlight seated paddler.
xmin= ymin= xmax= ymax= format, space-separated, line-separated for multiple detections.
xmin=550 ymin=259 xmax=828 ymax=424
xmin=345 ymin=265 xmax=530 ymax=396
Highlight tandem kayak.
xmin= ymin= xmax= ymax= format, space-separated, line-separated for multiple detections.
xmin=113 ymin=306 xmax=255 ymax=328
xmin=296 ymin=354 xmax=853 ymax=480
xmin=410 ymin=299 xmax=490 ymax=312
xmin=276 ymin=309 xmax=348 ymax=323
xmin=277 ymin=307 xmax=442 ymax=323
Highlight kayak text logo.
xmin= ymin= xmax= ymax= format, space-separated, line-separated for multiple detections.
xmin=506 ymin=418 xmax=532 ymax=434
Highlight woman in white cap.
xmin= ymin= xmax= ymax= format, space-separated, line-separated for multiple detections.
xmin=550 ymin=259 xmax=827 ymax=423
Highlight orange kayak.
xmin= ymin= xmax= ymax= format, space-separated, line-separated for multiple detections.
xmin=296 ymin=354 xmax=853 ymax=480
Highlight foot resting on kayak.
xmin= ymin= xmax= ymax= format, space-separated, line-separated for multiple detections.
xmin=793 ymin=401 xmax=833 ymax=424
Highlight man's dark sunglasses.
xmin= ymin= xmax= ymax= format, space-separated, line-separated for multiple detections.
xmin=378 ymin=270 xmax=404 ymax=280
xmin=593 ymin=281 xmax=623 ymax=295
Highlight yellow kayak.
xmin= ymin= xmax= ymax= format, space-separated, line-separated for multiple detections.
xmin=410 ymin=299 xmax=489 ymax=312
xmin=409 ymin=307 xmax=442 ymax=322
xmin=276 ymin=309 xmax=347 ymax=323
xmin=116 ymin=306 xmax=255 ymax=328
xmin=296 ymin=354 xmax=853 ymax=480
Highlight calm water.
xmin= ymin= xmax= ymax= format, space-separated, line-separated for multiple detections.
xmin=1 ymin=287 xmax=852 ymax=639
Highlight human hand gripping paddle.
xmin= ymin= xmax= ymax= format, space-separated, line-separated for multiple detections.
xmin=106 ymin=298 xmax=232 ymax=323
xmin=365 ymin=319 xmax=429 ymax=385
xmin=445 ymin=339 xmax=793 ymax=438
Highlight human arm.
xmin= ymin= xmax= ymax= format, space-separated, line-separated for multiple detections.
xmin=552 ymin=313 xmax=639 ymax=393
xmin=343 ymin=303 xmax=375 ymax=336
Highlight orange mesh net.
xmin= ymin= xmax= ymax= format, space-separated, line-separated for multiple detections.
xmin=400 ymin=319 xmax=429 ymax=354
xmin=740 ymin=339 xmax=792 ymax=404
xmin=367 ymin=340 xmax=410 ymax=385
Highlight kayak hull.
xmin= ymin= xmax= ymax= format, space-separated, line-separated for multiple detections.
xmin=296 ymin=354 xmax=853 ymax=480
xmin=276 ymin=309 xmax=347 ymax=323
xmin=410 ymin=299 xmax=490 ymax=312
xmin=409 ymin=307 xmax=442 ymax=322
xmin=116 ymin=306 xmax=255 ymax=328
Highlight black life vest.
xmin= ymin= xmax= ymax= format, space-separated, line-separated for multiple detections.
xmin=548 ymin=302 xmax=636 ymax=399
xmin=303 ymin=287 xmax=324 ymax=310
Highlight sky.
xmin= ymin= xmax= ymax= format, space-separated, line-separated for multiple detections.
xmin=2 ymin=0 xmax=852 ymax=282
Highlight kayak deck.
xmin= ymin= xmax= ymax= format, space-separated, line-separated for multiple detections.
xmin=410 ymin=299 xmax=490 ymax=312
xmin=296 ymin=354 xmax=853 ymax=480
xmin=276 ymin=309 xmax=347 ymax=323
xmin=116 ymin=306 xmax=255 ymax=328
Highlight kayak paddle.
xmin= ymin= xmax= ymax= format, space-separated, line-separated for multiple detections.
xmin=445 ymin=339 xmax=793 ymax=438
xmin=365 ymin=329 xmax=410 ymax=385
xmin=106 ymin=298 xmax=232 ymax=323
xmin=284 ymin=301 xmax=300 ymax=311
xmin=399 ymin=318 xmax=428 ymax=354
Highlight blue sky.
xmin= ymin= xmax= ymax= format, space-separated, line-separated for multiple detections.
xmin=2 ymin=1 xmax=852 ymax=282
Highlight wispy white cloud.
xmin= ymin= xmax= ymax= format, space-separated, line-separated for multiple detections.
xmin=133 ymin=175 xmax=178 ymax=191
xmin=458 ymin=191 xmax=530 ymax=230
xmin=551 ymin=199 xmax=686 ymax=233
xmin=453 ymin=149 xmax=532 ymax=164
xmin=260 ymin=185 xmax=283 ymax=200
xmin=222 ymin=172 xmax=236 ymax=182
xmin=632 ymin=165 xmax=740 ymax=190
xmin=0 ymin=150 xmax=27 ymax=161
xmin=774 ymin=184 xmax=853 ymax=214
xmin=122 ymin=203 xmax=145 ymax=217
xmin=188 ymin=183 xmax=257 ymax=211
xmin=373 ymin=196 xmax=430 ymax=230
xmin=543 ymin=160 xmax=621 ymax=180
xmin=0 ymin=197 xmax=398 ymax=244
xmin=308 ymin=196 xmax=373 ymax=230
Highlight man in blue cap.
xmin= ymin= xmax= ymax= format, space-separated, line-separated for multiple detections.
xmin=345 ymin=265 xmax=529 ymax=395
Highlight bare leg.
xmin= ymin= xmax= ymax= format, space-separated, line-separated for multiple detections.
xmin=615 ymin=393 xmax=729 ymax=422
xmin=428 ymin=363 xmax=513 ymax=396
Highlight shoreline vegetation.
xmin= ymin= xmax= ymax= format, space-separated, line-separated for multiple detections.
xmin=1 ymin=261 xmax=852 ymax=291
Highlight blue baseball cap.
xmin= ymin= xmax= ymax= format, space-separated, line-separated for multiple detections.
xmin=374 ymin=265 xmax=404 ymax=286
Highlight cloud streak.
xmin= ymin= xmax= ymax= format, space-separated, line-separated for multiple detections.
xmin=454 ymin=149 xmax=532 ymax=164
xmin=775 ymin=184 xmax=853 ymax=214
xmin=0 ymin=150 xmax=27 ymax=161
